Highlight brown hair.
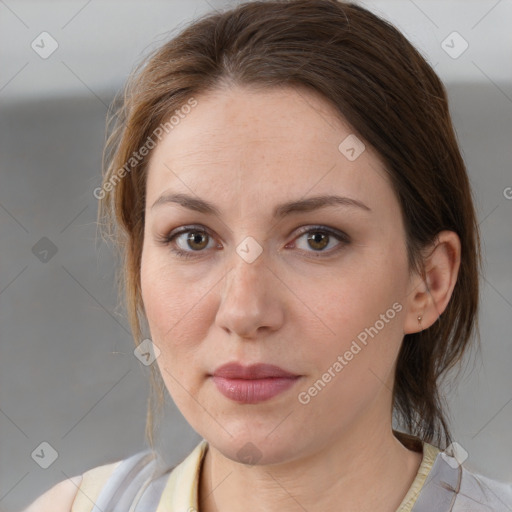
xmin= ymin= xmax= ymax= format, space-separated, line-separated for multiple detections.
xmin=97 ymin=0 xmax=481 ymax=450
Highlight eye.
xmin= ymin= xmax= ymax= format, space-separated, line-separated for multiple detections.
xmin=160 ymin=226 xmax=219 ymax=259
xmin=287 ymin=226 xmax=350 ymax=256
xmin=158 ymin=224 xmax=350 ymax=259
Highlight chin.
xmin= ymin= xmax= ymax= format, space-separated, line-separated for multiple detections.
xmin=205 ymin=429 xmax=304 ymax=466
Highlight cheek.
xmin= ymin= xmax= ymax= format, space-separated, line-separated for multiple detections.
xmin=295 ymin=263 xmax=400 ymax=345
xmin=140 ymin=259 xmax=212 ymax=410
xmin=295 ymin=260 xmax=405 ymax=389
xmin=140 ymin=253 xmax=209 ymax=362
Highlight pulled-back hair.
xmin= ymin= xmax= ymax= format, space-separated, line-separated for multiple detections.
xmin=98 ymin=0 xmax=481 ymax=450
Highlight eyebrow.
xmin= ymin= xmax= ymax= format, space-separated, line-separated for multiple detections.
xmin=151 ymin=192 xmax=371 ymax=217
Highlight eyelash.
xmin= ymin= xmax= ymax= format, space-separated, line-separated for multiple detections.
xmin=157 ymin=224 xmax=350 ymax=260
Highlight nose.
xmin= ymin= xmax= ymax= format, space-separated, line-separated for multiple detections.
xmin=214 ymin=247 xmax=284 ymax=339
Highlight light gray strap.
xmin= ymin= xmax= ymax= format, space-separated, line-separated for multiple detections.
xmin=410 ymin=453 xmax=462 ymax=512
xmin=90 ymin=450 xmax=161 ymax=512
xmin=131 ymin=468 xmax=174 ymax=511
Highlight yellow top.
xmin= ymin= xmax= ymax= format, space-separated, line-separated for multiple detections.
xmin=72 ymin=434 xmax=441 ymax=512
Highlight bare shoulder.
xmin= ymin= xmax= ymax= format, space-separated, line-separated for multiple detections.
xmin=22 ymin=475 xmax=83 ymax=512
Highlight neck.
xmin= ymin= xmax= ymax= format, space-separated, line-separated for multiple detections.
xmin=198 ymin=423 xmax=423 ymax=512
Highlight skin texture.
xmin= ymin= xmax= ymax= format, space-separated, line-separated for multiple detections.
xmin=139 ymin=84 xmax=461 ymax=512
xmin=22 ymin=475 xmax=82 ymax=511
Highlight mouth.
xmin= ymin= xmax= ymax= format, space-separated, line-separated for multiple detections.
xmin=210 ymin=362 xmax=301 ymax=404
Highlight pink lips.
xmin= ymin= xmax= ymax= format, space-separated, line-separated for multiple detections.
xmin=211 ymin=363 xmax=301 ymax=404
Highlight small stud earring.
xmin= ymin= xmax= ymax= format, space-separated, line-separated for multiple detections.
xmin=417 ymin=315 xmax=423 ymax=331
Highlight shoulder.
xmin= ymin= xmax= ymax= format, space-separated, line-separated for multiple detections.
xmin=412 ymin=447 xmax=512 ymax=512
xmin=434 ymin=450 xmax=512 ymax=511
xmin=23 ymin=475 xmax=83 ymax=512
xmin=72 ymin=449 xmax=171 ymax=512
xmin=456 ymin=464 xmax=512 ymax=511
xmin=70 ymin=457 xmax=122 ymax=511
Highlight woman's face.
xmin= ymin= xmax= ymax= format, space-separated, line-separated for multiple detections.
xmin=141 ymin=85 xmax=417 ymax=464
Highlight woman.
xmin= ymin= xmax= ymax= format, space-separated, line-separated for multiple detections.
xmin=24 ymin=1 xmax=512 ymax=511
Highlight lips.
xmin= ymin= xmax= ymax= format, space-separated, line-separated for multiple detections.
xmin=210 ymin=363 xmax=301 ymax=404
xmin=212 ymin=362 xmax=299 ymax=379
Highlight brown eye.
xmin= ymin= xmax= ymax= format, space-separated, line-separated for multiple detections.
xmin=306 ymin=231 xmax=329 ymax=251
xmin=185 ymin=230 xmax=209 ymax=251
xmin=162 ymin=226 xmax=217 ymax=259
xmin=290 ymin=226 xmax=350 ymax=256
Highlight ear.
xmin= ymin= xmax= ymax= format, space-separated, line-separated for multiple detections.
xmin=403 ymin=230 xmax=461 ymax=334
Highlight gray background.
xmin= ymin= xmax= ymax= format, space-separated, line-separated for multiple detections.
xmin=1 ymin=1 xmax=511 ymax=510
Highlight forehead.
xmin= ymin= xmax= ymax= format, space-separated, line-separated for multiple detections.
xmin=145 ymin=85 xmax=393 ymax=214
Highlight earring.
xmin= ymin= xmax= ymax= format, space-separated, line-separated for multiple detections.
xmin=417 ymin=315 xmax=423 ymax=331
